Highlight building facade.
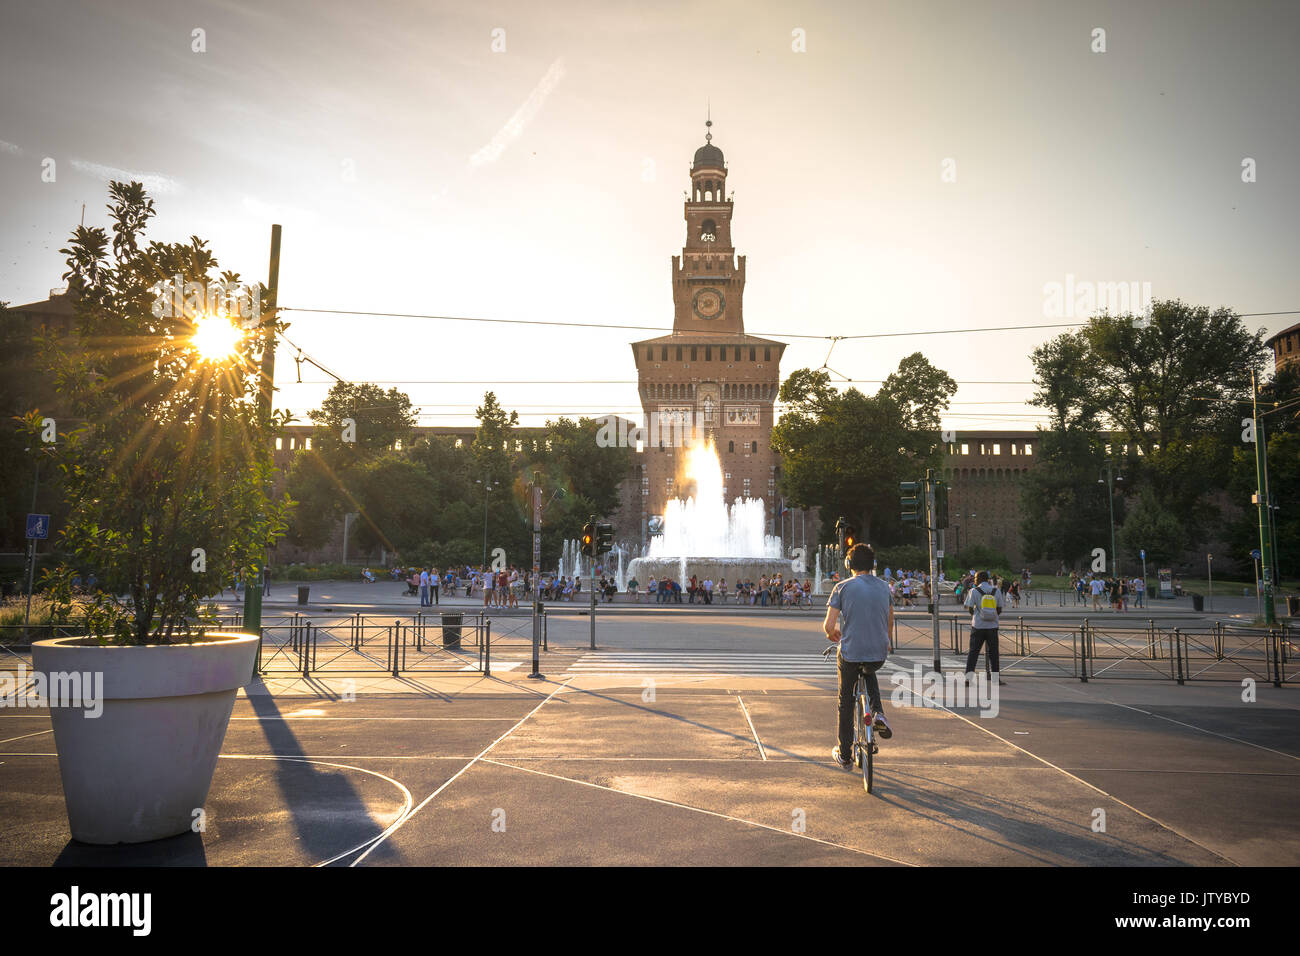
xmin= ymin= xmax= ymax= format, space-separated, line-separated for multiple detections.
xmin=1266 ymin=322 xmax=1300 ymax=375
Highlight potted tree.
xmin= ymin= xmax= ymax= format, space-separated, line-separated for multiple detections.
xmin=30 ymin=182 xmax=291 ymax=844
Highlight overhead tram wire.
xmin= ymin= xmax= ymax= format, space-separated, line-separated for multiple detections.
xmin=276 ymin=305 xmax=1300 ymax=342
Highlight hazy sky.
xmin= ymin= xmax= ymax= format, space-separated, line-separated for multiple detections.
xmin=3 ymin=0 xmax=1298 ymax=431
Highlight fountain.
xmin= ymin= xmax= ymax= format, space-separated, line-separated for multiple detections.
xmin=626 ymin=439 xmax=797 ymax=587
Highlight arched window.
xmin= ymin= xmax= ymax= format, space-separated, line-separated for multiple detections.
xmin=728 ymin=440 xmax=735 ymax=453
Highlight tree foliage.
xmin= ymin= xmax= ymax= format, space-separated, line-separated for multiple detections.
xmin=44 ymin=182 xmax=290 ymax=642
xmin=771 ymin=354 xmax=957 ymax=543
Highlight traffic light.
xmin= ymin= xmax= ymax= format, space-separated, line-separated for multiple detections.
xmin=580 ymin=521 xmax=595 ymax=557
xmin=933 ymin=481 xmax=949 ymax=529
xmin=900 ymin=481 xmax=921 ymax=524
xmin=595 ymin=522 xmax=614 ymax=555
xmin=843 ymin=523 xmax=857 ymax=551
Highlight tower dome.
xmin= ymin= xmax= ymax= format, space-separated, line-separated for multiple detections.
xmin=692 ymin=141 xmax=725 ymax=170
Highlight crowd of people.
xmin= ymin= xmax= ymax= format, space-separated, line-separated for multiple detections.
xmin=1067 ymin=570 xmax=1150 ymax=611
xmin=622 ymin=573 xmax=818 ymax=606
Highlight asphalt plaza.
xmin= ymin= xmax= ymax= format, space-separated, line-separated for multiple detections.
xmin=2 ymin=608 xmax=1297 ymax=867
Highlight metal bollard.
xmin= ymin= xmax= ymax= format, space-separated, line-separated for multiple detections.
xmin=484 ymin=618 xmax=491 ymax=676
xmin=1173 ymin=627 xmax=1184 ymax=685
xmin=543 ymin=610 xmax=548 ymax=651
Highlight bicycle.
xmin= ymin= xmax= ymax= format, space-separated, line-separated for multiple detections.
xmin=824 ymin=644 xmax=880 ymax=793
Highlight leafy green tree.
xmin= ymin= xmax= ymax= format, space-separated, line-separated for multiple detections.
xmin=44 ymin=182 xmax=290 ymax=642
xmin=309 ymin=382 xmax=417 ymax=465
xmin=1025 ymin=301 xmax=1269 ymax=570
xmin=772 ymin=357 xmax=956 ymax=543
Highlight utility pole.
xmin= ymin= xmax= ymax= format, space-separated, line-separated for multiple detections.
xmin=926 ymin=469 xmax=940 ymax=673
xmin=1251 ymin=370 xmax=1277 ymax=626
xmin=244 ymin=223 xmax=280 ymax=638
xmin=23 ymin=455 xmax=40 ymax=627
xmin=529 ymin=472 xmax=544 ymax=679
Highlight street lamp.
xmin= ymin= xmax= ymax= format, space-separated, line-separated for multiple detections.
xmin=476 ymin=475 xmax=496 ymax=567
xmin=1098 ymin=465 xmax=1124 ymax=578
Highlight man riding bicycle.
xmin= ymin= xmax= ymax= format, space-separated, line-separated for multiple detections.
xmin=824 ymin=542 xmax=894 ymax=769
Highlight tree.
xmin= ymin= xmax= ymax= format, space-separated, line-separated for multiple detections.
xmin=44 ymin=181 xmax=290 ymax=642
xmin=309 ymin=382 xmax=417 ymax=465
xmin=1024 ymin=301 xmax=1270 ymax=570
xmin=771 ymin=357 xmax=956 ymax=543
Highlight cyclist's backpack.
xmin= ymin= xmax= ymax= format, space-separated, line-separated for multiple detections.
xmin=977 ymin=586 xmax=999 ymax=623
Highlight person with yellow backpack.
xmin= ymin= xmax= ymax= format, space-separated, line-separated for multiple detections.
xmin=963 ymin=570 xmax=1004 ymax=684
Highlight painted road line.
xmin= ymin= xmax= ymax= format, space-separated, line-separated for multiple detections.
xmin=736 ymin=695 xmax=766 ymax=760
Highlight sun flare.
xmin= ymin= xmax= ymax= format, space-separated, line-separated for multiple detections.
xmin=190 ymin=315 xmax=243 ymax=362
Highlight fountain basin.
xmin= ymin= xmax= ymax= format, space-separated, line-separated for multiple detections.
xmin=626 ymin=556 xmax=801 ymax=587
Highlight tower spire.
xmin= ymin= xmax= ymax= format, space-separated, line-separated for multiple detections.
xmin=705 ymin=102 xmax=712 ymax=143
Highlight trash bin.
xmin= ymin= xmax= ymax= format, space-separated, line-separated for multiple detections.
xmin=297 ymin=585 xmax=310 ymax=606
xmin=441 ymin=612 xmax=463 ymax=648
xmin=1288 ymin=596 xmax=1300 ymax=617
xmin=1191 ymin=593 xmax=1204 ymax=612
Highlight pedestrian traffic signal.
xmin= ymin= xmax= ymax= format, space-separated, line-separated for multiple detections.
xmin=833 ymin=517 xmax=858 ymax=553
xmin=580 ymin=521 xmax=595 ymax=557
xmin=595 ymin=522 xmax=614 ymax=555
xmin=933 ymin=481 xmax=949 ymax=529
xmin=900 ymin=481 xmax=921 ymax=523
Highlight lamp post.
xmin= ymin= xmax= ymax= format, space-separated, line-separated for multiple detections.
xmin=476 ymin=475 xmax=495 ymax=567
xmin=1098 ymin=464 xmax=1124 ymax=578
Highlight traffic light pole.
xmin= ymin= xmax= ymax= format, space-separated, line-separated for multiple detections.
xmin=243 ymin=223 xmax=280 ymax=639
xmin=926 ymin=469 xmax=941 ymax=672
xmin=529 ymin=472 xmax=544 ymax=679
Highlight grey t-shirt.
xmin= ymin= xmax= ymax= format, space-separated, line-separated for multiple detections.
xmin=829 ymin=573 xmax=892 ymax=662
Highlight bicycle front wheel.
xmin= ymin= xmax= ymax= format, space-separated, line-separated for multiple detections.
xmin=864 ymin=727 xmax=874 ymax=794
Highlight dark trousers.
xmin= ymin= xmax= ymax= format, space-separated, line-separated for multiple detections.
xmin=838 ymin=654 xmax=885 ymax=753
xmin=965 ymin=627 xmax=1000 ymax=673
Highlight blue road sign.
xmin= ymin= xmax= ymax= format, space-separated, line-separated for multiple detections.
xmin=26 ymin=514 xmax=50 ymax=539
xmin=1252 ymin=549 xmax=1261 ymax=560
xmin=1139 ymin=549 xmax=1145 ymax=560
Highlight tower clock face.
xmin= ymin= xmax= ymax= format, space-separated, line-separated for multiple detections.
xmin=693 ymin=288 xmax=725 ymax=320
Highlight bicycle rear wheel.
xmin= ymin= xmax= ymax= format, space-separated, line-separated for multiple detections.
xmin=853 ymin=692 xmax=865 ymax=769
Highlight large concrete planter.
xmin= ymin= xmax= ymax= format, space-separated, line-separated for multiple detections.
xmin=30 ymin=632 xmax=258 ymax=845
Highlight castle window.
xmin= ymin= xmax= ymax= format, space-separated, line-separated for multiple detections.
xmin=691 ymin=346 xmax=698 ymax=361
xmin=676 ymin=346 xmax=683 ymax=361
xmin=275 ymin=437 xmax=283 ymax=450
xmin=728 ymin=441 xmax=734 ymax=453
xmin=305 ymin=437 xmax=312 ymax=450
xmin=749 ymin=347 xmax=756 ymax=361
xmin=751 ymin=441 xmax=758 ymax=453
xmin=705 ymin=346 xmax=712 ymax=361
xmin=646 ymin=348 xmax=652 ymax=360
xmin=764 ymin=348 xmax=771 ymax=361
xmin=661 ymin=346 xmax=667 ymax=360
xmin=734 ymin=347 xmax=740 ymax=360
xmin=1024 ymin=444 xmax=1033 ymax=456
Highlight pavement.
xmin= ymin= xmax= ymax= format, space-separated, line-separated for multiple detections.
xmin=1 ymin=603 xmax=1297 ymax=867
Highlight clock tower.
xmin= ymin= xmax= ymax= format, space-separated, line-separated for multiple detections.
xmin=672 ymin=118 xmax=745 ymax=335
xmin=629 ymin=120 xmax=787 ymax=543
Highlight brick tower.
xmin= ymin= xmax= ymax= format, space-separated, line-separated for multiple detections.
xmin=630 ymin=120 xmax=787 ymax=544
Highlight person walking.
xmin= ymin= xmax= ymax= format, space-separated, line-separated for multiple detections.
xmin=419 ymin=567 xmax=431 ymax=607
xmin=825 ymin=542 xmax=894 ymax=769
xmin=963 ymin=570 xmax=1004 ymax=684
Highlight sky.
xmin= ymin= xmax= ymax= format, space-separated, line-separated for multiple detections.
xmin=2 ymin=0 xmax=1298 ymax=431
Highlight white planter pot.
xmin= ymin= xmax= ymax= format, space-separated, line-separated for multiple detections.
xmin=30 ymin=632 xmax=258 ymax=845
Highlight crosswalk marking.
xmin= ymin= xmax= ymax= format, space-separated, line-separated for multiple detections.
xmin=566 ymin=651 xmax=913 ymax=678
xmin=565 ymin=649 xmax=1073 ymax=678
